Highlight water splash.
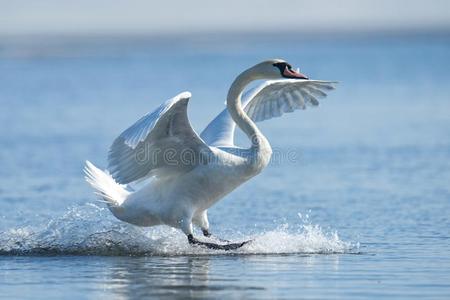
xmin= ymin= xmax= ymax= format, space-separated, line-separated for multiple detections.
xmin=0 ymin=203 xmax=358 ymax=256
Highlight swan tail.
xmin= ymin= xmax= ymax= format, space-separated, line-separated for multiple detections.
xmin=84 ymin=160 xmax=130 ymax=207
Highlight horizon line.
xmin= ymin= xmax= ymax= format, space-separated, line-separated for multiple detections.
xmin=1 ymin=27 xmax=450 ymax=40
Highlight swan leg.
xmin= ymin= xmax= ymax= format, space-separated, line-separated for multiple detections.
xmin=193 ymin=210 xmax=231 ymax=242
xmin=202 ymin=228 xmax=211 ymax=237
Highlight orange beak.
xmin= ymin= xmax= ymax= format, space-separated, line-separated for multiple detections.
xmin=283 ymin=67 xmax=308 ymax=79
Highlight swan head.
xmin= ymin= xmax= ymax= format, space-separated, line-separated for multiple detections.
xmin=252 ymin=59 xmax=309 ymax=80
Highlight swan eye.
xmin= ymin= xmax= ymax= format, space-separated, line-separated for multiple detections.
xmin=273 ymin=62 xmax=289 ymax=74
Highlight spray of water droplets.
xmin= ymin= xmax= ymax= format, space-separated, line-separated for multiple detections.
xmin=0 ymin=203 xmax=358 ymax=256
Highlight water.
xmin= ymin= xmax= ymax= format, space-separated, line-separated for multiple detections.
xmin=0 ymin=33 xmax=449 ymax=299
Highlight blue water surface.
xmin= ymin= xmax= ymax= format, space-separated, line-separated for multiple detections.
xmin=0 ymin=33 xmax=449 ymax=299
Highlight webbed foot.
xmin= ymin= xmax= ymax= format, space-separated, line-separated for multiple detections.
xmin=188 ymin=234 xmax=251 ymax=250
xmin=202 ymin=229 xmax=231 ymax=243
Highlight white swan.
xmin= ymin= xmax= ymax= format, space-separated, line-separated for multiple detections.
xmin=85 ymin=59 xmax=336 ymax=250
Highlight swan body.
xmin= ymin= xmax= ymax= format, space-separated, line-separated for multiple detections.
xmin=85 ymin=59 xmax=336 ymax=249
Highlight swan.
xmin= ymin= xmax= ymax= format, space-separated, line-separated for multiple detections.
xmin=85 ymin=59 xmax=336 ymax=250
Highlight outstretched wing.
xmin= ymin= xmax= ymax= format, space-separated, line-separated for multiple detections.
xmin=108 ymin=92 xmax=211 ymax=184
xmin=200 ymin=80 xmax=337 ymax=147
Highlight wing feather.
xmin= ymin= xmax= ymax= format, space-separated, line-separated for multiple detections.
xmin=305 ymin=86 xmax=327 ymax=98
xmin=301 ymin=89 xmax=319 ymax=106
xmin=200 ymin=79 xmax=337 ymax=147
xmin=108 ymin=92 xmax=210 ymax=184
xmin=263 ymin=100 xmax=271 ymax=120
xmin=284 ymin=93 xmax=296 ymax=112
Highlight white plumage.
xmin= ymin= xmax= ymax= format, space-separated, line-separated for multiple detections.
xmin=85 ymin=59 xmax=337 ymax=250
xmin=201 ymin=79 xmax=336 ymax=147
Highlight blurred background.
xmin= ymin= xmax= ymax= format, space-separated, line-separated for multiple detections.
xmin=2 ymin=0 xmax=450 ymax=35
xmin=0 ymin=1 xmax=449 ymax=299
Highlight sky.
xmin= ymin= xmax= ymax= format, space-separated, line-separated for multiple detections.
xmin=1 ymin=0 xmax=450 ymax=35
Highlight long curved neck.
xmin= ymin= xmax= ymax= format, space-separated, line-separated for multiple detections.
xmin=227 ymin=68 xmax=266 ymax=150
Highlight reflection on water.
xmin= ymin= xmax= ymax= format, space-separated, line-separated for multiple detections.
xmin=108 ymin=257 xmax=213 ymax=299
xmin=105 ymin=254 xmax=343 ymax=299
xmin=3 ymin=249 xmax=448 ymax=299
xmin=1 ymin=254 xmax=343 ymax=299
xmin=106 ymin=255 xmax=341 ymax=299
